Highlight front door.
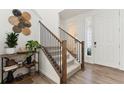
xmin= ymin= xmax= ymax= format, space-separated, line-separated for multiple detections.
xmin=93 ymin=10 xmax=119 ymax=68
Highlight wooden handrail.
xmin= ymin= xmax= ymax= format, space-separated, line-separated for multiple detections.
xmin=39 ymin=21 xmax=62 ymax=43
xmin=59 ymin=27 xmax=81 ymax=44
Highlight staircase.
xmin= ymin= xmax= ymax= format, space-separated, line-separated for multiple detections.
xmin=39 ymin=21 xmax=84 ymax=84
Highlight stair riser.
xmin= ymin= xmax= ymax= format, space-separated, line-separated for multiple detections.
xmin=47 ymin=50 xmax=61 ymax=57
xmin=49 ymin=51 xmax=60 ymax=56
xmin=53 ymin=58 xmax=74 ymax=67
xmin=53 ymin=54 xmax=70 ymax=62
xmin=67 ymin=66 xmax=81 ymax=79
xmin=67 ymin=60 xmax=74 ymax=66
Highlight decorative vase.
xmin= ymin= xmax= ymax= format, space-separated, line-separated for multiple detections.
xmin=5 ymin=48 xmax=16 ymax=54
xmin=26 ymin=56 xmax=32 ymax=64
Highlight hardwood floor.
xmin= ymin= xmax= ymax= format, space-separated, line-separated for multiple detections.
xmin=13 ymin=63 xmax=124 ymax=84
xmin=13 ymin=74 xmax=51 ymax=84
xmin=67 ymin=63 xmax=124 ymax=84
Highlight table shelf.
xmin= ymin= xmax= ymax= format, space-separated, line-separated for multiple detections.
xmin=3 ymin=64 xmax=18 ymax=72
xmin=0 ymin=51 xmax=40 ymax=84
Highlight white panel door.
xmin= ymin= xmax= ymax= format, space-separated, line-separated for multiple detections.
xmin=94 ymin=10 xmax=119 ymax=68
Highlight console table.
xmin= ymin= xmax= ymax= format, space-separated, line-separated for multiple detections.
xmin=0 ymin=51 xmax=40 ymax=84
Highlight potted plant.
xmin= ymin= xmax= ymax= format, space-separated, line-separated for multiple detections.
xmin=5 ymin=32 xmax=19 ymax=54
xmin=25 ymin=40 xmax=41 ymax=52
xmin=25 ymin=40 xmax=41 ymax=64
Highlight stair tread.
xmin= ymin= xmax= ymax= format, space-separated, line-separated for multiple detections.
xmin=53 ymin=55 xmax=73 ymax=61
xmin=67 ymin=58 xmax=74 ymax=63
xmin=52 ymin=54 xmax=69 ymax=58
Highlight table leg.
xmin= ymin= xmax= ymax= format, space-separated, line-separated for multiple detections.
xmin=1 ymin=58 xmax=3 ymax=84
xmin=38 ymin=52 xmax=40 ymax=73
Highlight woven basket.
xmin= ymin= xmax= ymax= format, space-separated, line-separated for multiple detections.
xmin=22 ymin=27 xmax=31 ymax=36
xmin=22 ymin=12 xmax=31 ymax=21
xmin=8 ymin=16 xmax=19 ymax=26
xmin=12 ymin=26 xmax=22 ymax=33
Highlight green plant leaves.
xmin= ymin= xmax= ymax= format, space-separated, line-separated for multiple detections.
xmin=5 ymin=32 xmax=19 ymax=48
xmin=25 ymin=40 xmax=41 ymax=52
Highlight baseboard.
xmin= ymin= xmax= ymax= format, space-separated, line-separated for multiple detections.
xmin=39 ymin=71 xmax=57 ymax=84
xmin=86 ymin=63 xmax=124 ymax=72
xmin=118 ymin=65 xmax=124 ymax=71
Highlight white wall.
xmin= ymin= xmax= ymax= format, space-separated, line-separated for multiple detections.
xmin=0 ymin=10 xmax=13 ymax=54
xmin=39 ymin=50 xmax=60 ymax=83
xmin=35 ymin=9 xmax=62 ymax=37
xmin=120 ymin=10 xmax=124 ymax=70
xmin=60 ymin=14 xmax=85 ymax=41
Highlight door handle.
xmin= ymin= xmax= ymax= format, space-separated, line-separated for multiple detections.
xmin=94 ymin=42 xmax=96 ymax=48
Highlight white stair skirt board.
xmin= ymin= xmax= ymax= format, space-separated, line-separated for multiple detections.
xmin=40 ymin=50 xmax=60 ymax=83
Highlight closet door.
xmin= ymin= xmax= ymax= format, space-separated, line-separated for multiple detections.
xmin=94 ymin=10 xmax=120 ymax=68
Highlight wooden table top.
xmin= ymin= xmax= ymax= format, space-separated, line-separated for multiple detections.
xmin=0 ymin=51 xmax=39 ymax=57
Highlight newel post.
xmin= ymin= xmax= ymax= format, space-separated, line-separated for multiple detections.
xmin=81 ymin=41 xmax=85 ymax=70
xmin=60 ymin=40 xmax=67 ymax=84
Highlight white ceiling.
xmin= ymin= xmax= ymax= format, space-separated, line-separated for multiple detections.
xmin=59 ymin=9 xmax=93 ymax=20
